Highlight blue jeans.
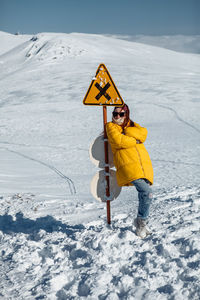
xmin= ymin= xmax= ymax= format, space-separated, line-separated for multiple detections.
xmin=131 ymin=179 xmax=153 ymax=220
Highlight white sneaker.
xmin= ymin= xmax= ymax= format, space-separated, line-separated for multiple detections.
xmin=134 ymin=217 xmax=151 ymax=238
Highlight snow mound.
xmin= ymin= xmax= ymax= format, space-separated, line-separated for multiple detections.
xmin=25 ymin=33 xmax=87 ymax=61
xmin=0 ymin=32 xmax=87 ymax=68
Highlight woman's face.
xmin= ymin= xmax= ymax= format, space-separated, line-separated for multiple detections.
xmin=112 ymin=108 xmax=126 ymax=125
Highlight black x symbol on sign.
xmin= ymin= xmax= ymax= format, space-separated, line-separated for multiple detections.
xmin=95 ymin=82 xmax=111 ymax=101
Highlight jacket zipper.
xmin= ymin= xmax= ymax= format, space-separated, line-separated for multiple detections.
xmin=136 ymin=146 xmax=145 ymax=177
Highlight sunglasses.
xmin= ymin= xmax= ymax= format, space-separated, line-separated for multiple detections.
xmin=112 ymin=111 xmax=126 ymax=118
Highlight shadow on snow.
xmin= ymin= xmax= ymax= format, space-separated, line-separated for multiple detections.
xmin=0 ymin=212 xmax=84 ymax=239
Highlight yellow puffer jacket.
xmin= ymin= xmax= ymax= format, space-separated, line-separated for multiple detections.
xmin=106 ymin=121 xmax=153 ymax=186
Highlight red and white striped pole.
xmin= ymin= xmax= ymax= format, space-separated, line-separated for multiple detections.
xmin=103 ymin=106 xmax=111 ymax=224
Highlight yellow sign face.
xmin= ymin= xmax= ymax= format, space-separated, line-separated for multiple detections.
xmin=83 ymin=64 xmax=124 ymax=106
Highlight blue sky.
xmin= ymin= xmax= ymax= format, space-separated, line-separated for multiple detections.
xmin=0 ymin=0 xmax=199 ymax=35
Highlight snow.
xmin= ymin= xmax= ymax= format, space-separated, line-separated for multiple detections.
xmin=0 ymin=31 xmax=200 ymax=299
xmin=106 ymin=34 xmax=200 ymax=54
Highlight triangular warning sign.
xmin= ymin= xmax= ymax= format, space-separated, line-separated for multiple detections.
xmin=83 ymin=64 xmax=124 ymax=106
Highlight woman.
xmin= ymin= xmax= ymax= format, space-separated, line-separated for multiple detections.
xmin=106 ymin=104 xmax=154 ymax=238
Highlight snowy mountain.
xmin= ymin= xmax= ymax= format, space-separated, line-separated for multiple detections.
xmin=107 ymin=34 xmax=200 ymax=54
xmin=0 ymin=31 xmax=200 ymax=299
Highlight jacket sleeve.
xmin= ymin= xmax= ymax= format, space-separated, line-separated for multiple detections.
xmin=106 ymin=122 xmax=136 ymax=149
xmin=124 ymin=123 xmax=147 ymax=143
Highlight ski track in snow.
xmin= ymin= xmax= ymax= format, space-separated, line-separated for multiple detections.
xmin=152 ymin=159 xmax=200 ymax=168
xmin=1 ymin=147 xmax=76 ymax=195
xmin=151 ymin=103 xmax=200 ymax=134
xmin=0 ymin=31 xmax=200 ymax=299
xmin=0 ymin=140 xmax=69 ymax=151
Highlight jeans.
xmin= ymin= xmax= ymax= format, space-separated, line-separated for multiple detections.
xmin=131 ymin=179 xmax=153 ymax=220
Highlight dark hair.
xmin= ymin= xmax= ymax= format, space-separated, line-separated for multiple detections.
xmin=114 ymin=104 xmax=134 ymax=128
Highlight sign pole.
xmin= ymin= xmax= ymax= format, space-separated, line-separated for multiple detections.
xmin=103 ymin=106 xmax=111 ymax=224
xmin=83 ymin=64 xmax=124 ymax=225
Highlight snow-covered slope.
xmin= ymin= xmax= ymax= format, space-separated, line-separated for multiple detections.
xmin=0 ymin=32 xmax=200 ymax=299
xmin=0 ymin=31 xmax=31 ymax=55
xmin=108 ymin=34 xmax=200 ymax=54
